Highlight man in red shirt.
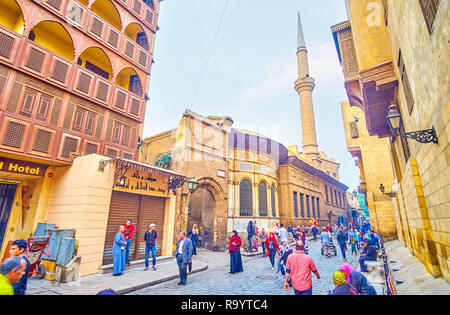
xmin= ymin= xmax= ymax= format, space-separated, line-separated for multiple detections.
xmin=285 ymin=240 xmax=320 ymax=295
xmin=123 ymin=219 xmax=135 ymax=266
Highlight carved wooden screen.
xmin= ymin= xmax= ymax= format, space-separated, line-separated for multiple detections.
xmin=258 ymin=182 xmax=268 ymax=217
xmin=239 ymin=180 xmax=252 ymax=217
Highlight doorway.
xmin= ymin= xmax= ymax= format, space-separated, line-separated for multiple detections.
xmin=187 ymin=187 xmax=215 ymax=249
xmin=0 ymin=184 xmax=17 ymax=249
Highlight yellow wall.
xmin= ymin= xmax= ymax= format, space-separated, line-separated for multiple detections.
xmin=346 ymin=0 xmax=393 ymax=70
xmin=79 ymin=47 xmax=112 ymax=80
xmin=0 ymin=0 xmax=24 ymax=34
xmin=31 ymin=21 xmax=75 ymax=61
xmin=341 ymin=100 xmax=397 ymax=239
xmin=91 ymin=0 xmax=122 ymax=31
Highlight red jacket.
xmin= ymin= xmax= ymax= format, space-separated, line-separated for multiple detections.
xmin=229 ymin=235 xmax=242 ymax=253
xmin=123 ymin=223 xmax=135 ymax=240
xmin=265 ymin=235 xmax=281 ymax=255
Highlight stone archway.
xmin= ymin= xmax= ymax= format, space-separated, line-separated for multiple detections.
xmin=186 ymin=177 xmax=227 ymax=251
xmin=187 ymin=187 xmax=215 ymax=249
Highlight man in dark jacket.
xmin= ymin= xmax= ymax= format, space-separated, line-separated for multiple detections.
xmin=359 ymin=240 xmax=377 ymax=272
xmin=336 ymin=229 xmax=348 ymax=262
xmin=175 ymin=231 xmax=193 ymax=285
xmin=144 ymin=224 xmax=157 ymax=271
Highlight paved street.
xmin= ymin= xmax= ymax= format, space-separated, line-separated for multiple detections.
xmin=129 ymin=237 xmax=360 ymax=295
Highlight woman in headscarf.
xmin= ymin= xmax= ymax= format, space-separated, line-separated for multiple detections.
xmin=279 ymin=240 xmax=293 ymax=276
xmin=191 ymin=224 xmax=199 ymax=257
xmin=113 ymin=225 xmax=127 ymax=276
xmin=340 ymin=263 xmax=377 ymax=295
xmin=330 ymin=271 xmax=358 ymax=295
xmin=229 ymin=230 xmax=243 ymax=274
xmin=265 ymin=232 xmax=281 ymax=271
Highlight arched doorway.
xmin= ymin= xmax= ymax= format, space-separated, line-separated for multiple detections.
xmin=187 ymin=187 xmax=215 ymax=249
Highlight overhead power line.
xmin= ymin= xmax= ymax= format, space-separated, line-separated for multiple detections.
xmin=190 ymin=0 xmax=230 ymax=109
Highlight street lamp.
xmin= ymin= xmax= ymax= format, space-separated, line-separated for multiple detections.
xmin=379 ymin=183 xmax=396 ymax=198
xmin=187 ymin=179 xmax=199 ymax=193
xmin=386 ymin=103 xmax=438 ymax=144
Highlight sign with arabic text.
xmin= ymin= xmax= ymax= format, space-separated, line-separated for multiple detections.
xmin=113 ymin=167 xmax=169 ymax=197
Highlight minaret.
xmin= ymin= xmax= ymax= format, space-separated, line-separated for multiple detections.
xmin=295 ymin=12 xmax=321 ymax=167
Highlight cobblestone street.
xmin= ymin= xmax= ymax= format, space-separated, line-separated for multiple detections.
xmin=129 ymin=238 xmax=360 ymax=295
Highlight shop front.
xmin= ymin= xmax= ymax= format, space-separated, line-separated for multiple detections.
xmin=0 ymin=155 xmax=54 ymax=260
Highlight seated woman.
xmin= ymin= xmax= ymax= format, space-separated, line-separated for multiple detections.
xmin=340 ymin=263 xmax=377 ymax=295
xmin=330 ymin=271 xmax=358 ymax=295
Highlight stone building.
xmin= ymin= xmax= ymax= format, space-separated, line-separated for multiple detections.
xmin=339 ymin=99 xmax=397 ymax=239
xmin=142 ymin=14 xmax=349 ymax=250
xmin=0 ymin=0 xmax=185 ymax=277
xmin=332 ymin=0 xmax=449 ymax=281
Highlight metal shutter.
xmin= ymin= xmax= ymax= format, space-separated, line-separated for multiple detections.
xmin=102 ymin=191 xmax=140 ymax=265
xmin=137 ymin=196 xmax=166 ymax=258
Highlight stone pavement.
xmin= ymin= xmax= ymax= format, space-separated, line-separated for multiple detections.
xmin=384 ymin=239 xmax=450 ymax=295
xmin=26 ymin=258 xmax=208 ymax=295
xmin=129 ymin=237 xmax=362 ymax=295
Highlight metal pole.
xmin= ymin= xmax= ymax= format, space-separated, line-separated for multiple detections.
xmin=379 ymin=234 xmax=393 ymax=295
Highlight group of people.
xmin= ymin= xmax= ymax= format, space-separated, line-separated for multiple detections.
xmin=112 ymin=220 xmax=158 ymax=276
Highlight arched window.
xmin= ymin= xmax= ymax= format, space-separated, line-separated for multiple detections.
xmin=239 ymin=180 xmax=252 ymax=217
xmin=29 ymin=21 xmax=75 ymax=61
xmin=259 ymin=181 xmax=268 ymax=217
xmin=271 ymin=184 xmax=276 ymax=217
xmin=0 ymin=0 xmax=25 ymax=34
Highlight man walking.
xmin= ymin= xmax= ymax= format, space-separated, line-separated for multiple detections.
xmin=320 ymin=228 xmax=332 ymax=258
xmin=284 ymin=240 xmax=320 ymax=295
xmin=0 ymin=257 xmax=26 ymax=295
xmin=9 ymin=240 xmax=30 ymax=295
xmin=311 ymin=225 xmax=318 ymax=241
xmin=123 ymin=219 xmax=135 ymax=266
xmin=144 ymin=224 xmax=157 ymax=271
xmin=337 ymin=229 xmax=348 ymax=262
xmin=279 ymin=224 xmax=288 ymax=244
xmin=175 ymin=231 xmax=193 ymax=285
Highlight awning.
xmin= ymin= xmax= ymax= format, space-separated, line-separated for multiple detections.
xmin=99 ymin=157 xmax=187 ymax=190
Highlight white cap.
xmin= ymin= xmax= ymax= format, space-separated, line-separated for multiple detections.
xmin=150 ymin=224 xmax=156 ymax=227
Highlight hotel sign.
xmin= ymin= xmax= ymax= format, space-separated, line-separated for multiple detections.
xmin=0 ymin=157 xmax=48 ymax=177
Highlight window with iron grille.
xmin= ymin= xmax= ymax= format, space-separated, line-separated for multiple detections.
xmin=271 ymin=184 xmax=276 ymax=217
xmin=136 ymin=32 xmax=149 ymax=50
xmin=32 ymin=129 xmax=52 ymax=153
xmin=129 ymin=75 xmax=142 ymax=96
xmin=398 ymin=50 xmax=414 ymax=114
xmin=259 ymin=182 xmax=268 ymax=217
xmin=418 ymin=0 xmax=441 ymax=34
xmin=325 ymin=185 xmax=329 ymax=203
xmin=350 ymin=122 xmax=359 ymax=138
xmin=293 ymin=192 xmax=298 ymax=218
xmin=400 ymin=121 xmax=411 ymax=162
xmin=330 ymin=187 xmax=334 ymax=204
xmin=334 ymin=190 xmax=338 ymax=206
xmin=2 ymin=121 xmax=26 ymax=148
xmin=143 ymin=0 xmax=154 ymax=9
xmin=300 ymin=193 xmax=305 ymax=217
xmin=312 ymin=196 xmax=316 ymax=218
xmin=239 ymin=179 xmax=253 ymax=217
xmin=306 ymin=195 xmax=311 ymax=218
xmin=317 ymin=198 xmax=320 ymax=218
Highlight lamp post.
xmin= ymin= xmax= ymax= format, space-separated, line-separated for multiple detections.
xmin=379 ymin=183 xmax=396 ymax=198
xmin=187 ymin=179 xmax=199 ymax=193
xmin=386 ymin=103 xmax=438 ymax=144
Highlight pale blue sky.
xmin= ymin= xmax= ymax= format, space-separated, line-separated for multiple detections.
xmin=143 ymin=0 xmax=360 ymax=190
